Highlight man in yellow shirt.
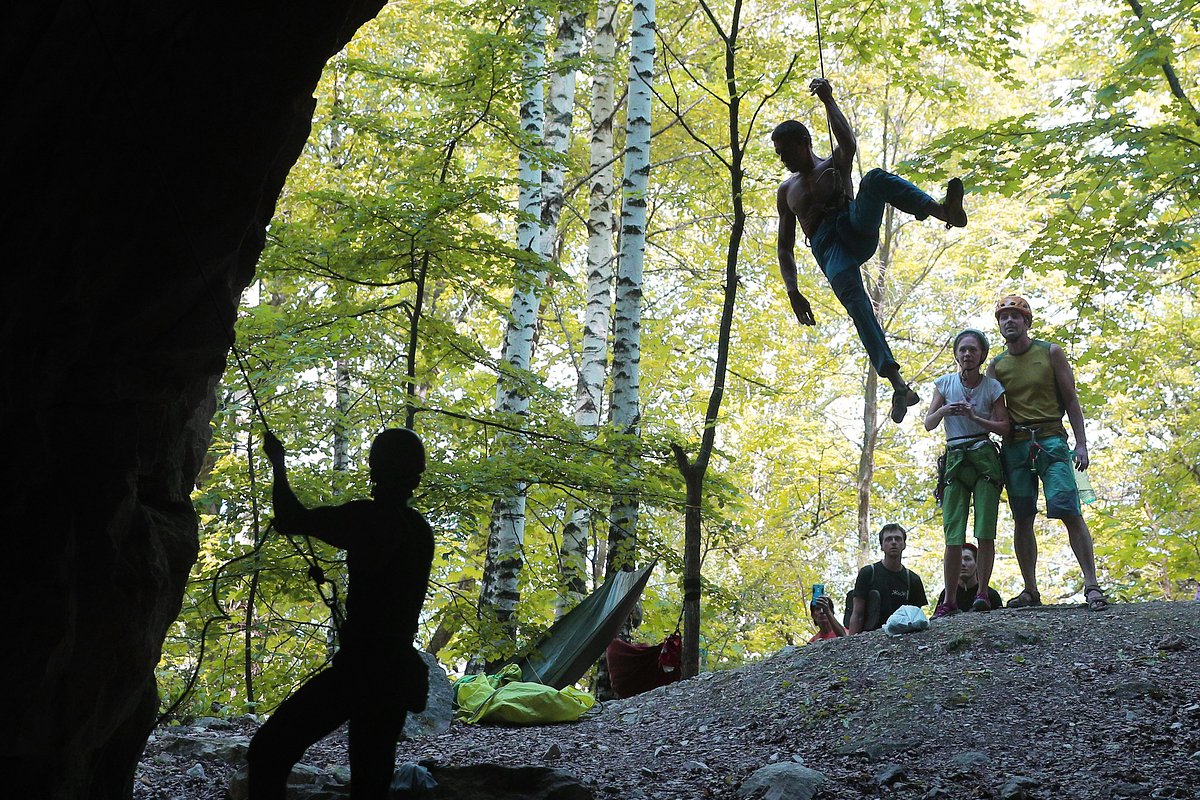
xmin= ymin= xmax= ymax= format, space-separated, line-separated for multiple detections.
xmin=987 ymin=296 xmax=1108 ymax=611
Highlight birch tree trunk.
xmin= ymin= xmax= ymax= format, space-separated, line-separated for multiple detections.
xmin=478 ymin=9 xmax=546 ymax=654
xmin=607 ymin=0 xmax=655 ymax=577
xmin=334 ymin=361 xmax=352 ymax=473
xmin=331 ymin=358 xmax=352 ymax=657
xmin=857 ymin=99 xmax=899 ymax=565
xmin=593 ymin=0 xmax=654 ymax=699
xmin=558 ymin=0 xmax=620 ymax=620
xmin=540 ymin=4 xmax=587 ymax=618
xmin=540 ymin=7 xmax=585 ymax=263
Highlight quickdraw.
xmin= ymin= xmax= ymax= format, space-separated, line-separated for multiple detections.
xmin=1013 ymin=423 xmax=1070 ymax=475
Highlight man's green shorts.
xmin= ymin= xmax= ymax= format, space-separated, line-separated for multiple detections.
xmin=1001 ymin=434 xmax=1081 ymax=520
xmin=942 ymin=444 xmax=1003 ymax=546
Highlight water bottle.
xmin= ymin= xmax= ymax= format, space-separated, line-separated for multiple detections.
xmin=1074 ymin=468 xmax=1096 ymax=504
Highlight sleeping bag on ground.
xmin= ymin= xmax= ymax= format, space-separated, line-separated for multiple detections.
xmin=453 ymin=664 xmax=596 ymax=724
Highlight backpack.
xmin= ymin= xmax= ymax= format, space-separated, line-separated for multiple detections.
xmin=843 ymin=563 xmax=910 ymax=631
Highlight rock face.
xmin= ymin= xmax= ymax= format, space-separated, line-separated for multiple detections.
xmin=1 ymin=4 xmax=384 ymax=798
xmin=404 ymin=653 xmax=456 ymax=740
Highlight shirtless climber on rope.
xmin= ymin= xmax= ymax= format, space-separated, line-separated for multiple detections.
xmin=774 ymin=78 xmax=967 ymax=423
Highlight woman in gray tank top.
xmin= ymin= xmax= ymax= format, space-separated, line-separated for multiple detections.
xmin=925 ymin=329 xmax=1010 ymax=618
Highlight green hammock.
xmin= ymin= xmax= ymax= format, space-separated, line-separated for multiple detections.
xmin=502 ymin=562 xmax=655 ymax=689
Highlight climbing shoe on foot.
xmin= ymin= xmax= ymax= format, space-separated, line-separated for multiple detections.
xmin=943 ymin=178 xmax=967 ymax=228
xmin=932 ymin=602 xmax=959 ymax=620
xmin=890 ymin=385 xmax=920 ymax=424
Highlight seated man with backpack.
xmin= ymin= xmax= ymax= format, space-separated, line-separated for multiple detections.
xmin=846 ymin=523 xmax=929 ymax=634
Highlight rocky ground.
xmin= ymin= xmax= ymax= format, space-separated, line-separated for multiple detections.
xmin=136 ymin=600 xmax=1200 ymax=799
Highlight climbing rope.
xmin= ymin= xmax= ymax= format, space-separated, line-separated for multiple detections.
xmin=813 ymin=0 xmax=828 ymax=81
xmin=812 ymin=0 xmax=835 ymax=154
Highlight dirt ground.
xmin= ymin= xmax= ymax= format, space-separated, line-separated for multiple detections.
xmin=136 ymin=600 xmax=1200 ymax=799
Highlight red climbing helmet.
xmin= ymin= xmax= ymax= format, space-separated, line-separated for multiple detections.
xmin=994 ymin=295 xmax=1033 ymax=324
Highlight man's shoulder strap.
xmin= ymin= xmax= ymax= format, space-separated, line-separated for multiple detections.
xmin=873 ymin=562 xmax=912 ymax=596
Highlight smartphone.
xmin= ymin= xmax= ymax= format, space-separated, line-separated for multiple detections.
xmin=812 ymin=583 xmax=825 ymax=602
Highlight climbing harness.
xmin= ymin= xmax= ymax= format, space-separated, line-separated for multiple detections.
xmin=1012 ymin=421 xmax=1070 ymax=474
xmin=935 ymin=433 xmax=1003 ymax=504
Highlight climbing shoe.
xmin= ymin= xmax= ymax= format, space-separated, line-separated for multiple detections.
xmin=890 ymin=385 xmax=920 ymax=424
xmin=943 ymin=178 xmax=967 ymax=228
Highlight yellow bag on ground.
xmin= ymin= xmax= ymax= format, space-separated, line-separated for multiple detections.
xmin=453 ymin=664 xmax=596 ymax=724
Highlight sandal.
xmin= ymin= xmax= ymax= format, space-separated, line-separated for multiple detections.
xmin=1084 ymin=584 xmax=1109 ymax=612
xmin=970 ymin=593 xmax=992 ymax=612
xmin=890 ymin=384 xmax=920 ymax=424
xmin=1006 ymin=589 xmax=1042 ymax=609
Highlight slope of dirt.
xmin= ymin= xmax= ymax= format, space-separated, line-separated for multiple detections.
xmin=136 ymin=601 xmax=1200 ymax=799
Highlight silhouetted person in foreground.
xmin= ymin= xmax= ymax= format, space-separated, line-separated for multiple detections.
xmin=774 ymin=78 xmax=968 ymax=424
xmin=248 ymin=428 xmax=435 ymax=800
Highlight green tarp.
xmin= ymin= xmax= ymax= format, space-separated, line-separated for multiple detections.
xmin=503 ymin=562 xmax=655 ymax=689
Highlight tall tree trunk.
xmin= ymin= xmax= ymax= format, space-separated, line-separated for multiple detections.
xmin=404 ymin=250 xmax=429 ymax=429
xmin=331 ymin=85 xmax=353 ymax=479
xmin=538 ymin=5 xmax=591 ymax=620
xmin=330 ymin=358 xmax=352 ymax=656
xmin=855 ymin=363 xmax=881 ymax=565
xmin=243 ymin=429 xmax=262 ymax=708
xmin=478 ymin=8 xmax=547 ymax=657
xmin=671 ymin=0 xmax=754 ymax=679
xmin=405 ymin=116 xmax=478 ymax=429
xmin=540 ymin=7 xmax=585 ymax=263
xmin=559 ymin=0 xmax=619 ymax=619
xmin=608 ymin=0 xmax=655 ymax=575
xmin=334 ymin=360 xmax=352 ymax=472
xmin=559 ymin=0 xmax=621 ymax=620
xmin=857 ymin=98 xmax=899 ymax=564
xmin=595 ymin=0 xmax=654 ymax=699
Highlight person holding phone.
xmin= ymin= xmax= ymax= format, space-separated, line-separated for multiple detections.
xmin=809 ymin=591 xmax=847 ymax=642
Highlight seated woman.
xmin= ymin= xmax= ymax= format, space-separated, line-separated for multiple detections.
xmin=809 ymin=595 xmax=847 ymax=642
xmin=935 ymin=542 xmax=1003 ymax=612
